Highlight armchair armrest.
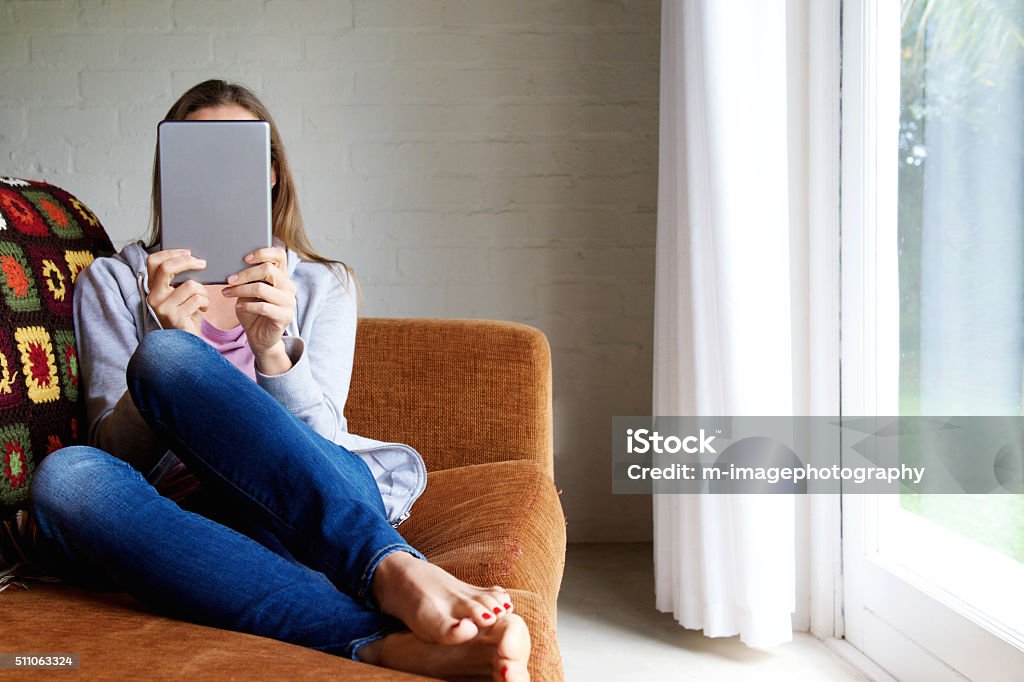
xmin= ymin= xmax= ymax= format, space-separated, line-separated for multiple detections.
xmin=346 ymin=318 xmax=554 ymax=477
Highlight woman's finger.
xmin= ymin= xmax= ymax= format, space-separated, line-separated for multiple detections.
xmin=221 ymin=281 xmax=291 ymax=306
xmin=153 ymin=255 xmax=207 ymax=291
xmin=242 ymin=246 xmax=287 ymax=269
xmin=162 ymin=279 xmax=207 ymax=311
xmin=234 ymin=300 xmax=291 ymax=326
xmin=227 ymin=261 xmax=294 ymax=291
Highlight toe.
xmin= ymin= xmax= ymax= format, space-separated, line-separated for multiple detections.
xmin=437 ymin=616 xmax=479 ymax=645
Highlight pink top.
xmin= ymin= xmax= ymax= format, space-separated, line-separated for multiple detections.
xmin=198 ymin=318 xmax=257 ymax=381
xmin=152 ymin=319 xmax=256 ymax=501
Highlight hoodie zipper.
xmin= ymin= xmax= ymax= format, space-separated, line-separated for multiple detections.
xmin=355 ymin=443 xmax=429 ymax=527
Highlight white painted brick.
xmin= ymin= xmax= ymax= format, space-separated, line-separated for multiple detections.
xmin=80 ymin=70 xmax=172 ymax=103
xmin=170 ymin=70 xmax=263 ymax=95
xmin=394 ymin=176 xmax=485 ymax=210
xmin=0 ymin=108 xmax=27 ymax=145
xmin=305 ymin=33 xmax=392 ymax=64
xmin=30 ymin=35 xmax=120 ymax=67
xmin=443 ymin=0 xmax=532 ymax=27
xmin=539 ymin=282 xmax=623 ymax=313
xmin=266 ymin=0 xmax=353 ymax=31
xmin=74 ymin=141 xmax=153 ymax=174
xmin=527 ymin=139 xmax=625 ymax=175
xmin=118 ymin=171 xmax=152 ymax=206
xmin=80 ymin=0 xmax=173 ymax=31
xmin=287 ymin=138 xmax=348 ymax=173
xmin=123 ymin=34 xmax=212 ymax=66
xmin=173 ymin=0 xmax=264 ymax=30
xmin=577 ymin=31 xmax=660 ymax=63
xmin=351 ymin=141 xmax=439 ymax=173
xmin=483 ymin=103 xmax=577 ymax=134
xmin=118 ymin=103 xmax=172 ymax=139
xmin=263 ymin=69 xmax=353 ymax=103
xmin=305 ymin=105 xmax=394 ymax=137
xmin=529 ymin=64 xmax=659 ymax=99
xmin=360 ymin=283 xmax=447 ymax=317
xmin=573 ymin=174 xmax=657 ymax=208
xmin=484 ymin=175 xmax=573 ymax=207
xmin=10 ymin=1 xmax=78 ymax=30
xmin=0 ymin=71 xmax=81 ymax=104
xmin=352 ymin=0 xmax=442 ymax=28
xmin=447 ymin=282 xmax=536 ymax=319
xmin=394 ymin=33 xmax=485 ymax=63
xmin=485 ymin=245 xmax=583 ymax=283
xmin=214 ymin=35 xmax=302 ymax=65
xmin=29 ymin=106 xmax=119 ymax=142
xmin=0 ymin=34 xmax=30 ymax=66
xmin=397 ymin=246 xmax=488 ymax=283
xmin=447 ymin=68 xmax=531 ymax=98
xmin=619 ymin=282 xmax=655 ymax=318
xmin=437 ymin=141 xmax=529 ymax=175
xmin=5 ymin=144 xmax=72 ymax=177
xmin=354 ymin=68 xmax=449 ymax=99
xmin=530 ymin=0 xmax=658 ymax=27
xmin=574 ymin=102 xmax=658 ymax=133
xmin=485 ymin=33 xmax=579 ymax=63
xmin=304 ymin=174 xmax=394 ymax=210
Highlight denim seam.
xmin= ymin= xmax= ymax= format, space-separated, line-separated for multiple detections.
xmin=357 ymin=542 xmax=426 ymax=609
xmin=347 ymin=623 xmax=406 ymax=662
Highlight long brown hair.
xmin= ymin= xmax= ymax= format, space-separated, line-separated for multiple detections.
xmin=147 ymin=79 xmax=362 ymax=307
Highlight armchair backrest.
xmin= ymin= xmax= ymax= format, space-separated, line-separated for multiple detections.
xmin=347 ymin=317 xmax=554 ymax=478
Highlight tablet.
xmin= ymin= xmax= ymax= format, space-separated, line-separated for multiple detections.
xmin=157 ymin=120 xmax=272 ymax=285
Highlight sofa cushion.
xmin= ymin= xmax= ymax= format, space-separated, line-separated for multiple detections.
xmin=399 ymin=459 xmax=567 ymax=681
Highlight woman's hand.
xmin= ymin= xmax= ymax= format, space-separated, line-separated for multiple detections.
xmin=222 ymin=246 xmax=297 ymax=374
xmin=145 ymin=249 xmax=209 ymax=335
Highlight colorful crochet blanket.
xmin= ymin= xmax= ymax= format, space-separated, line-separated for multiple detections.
xmin=0 ymin=176 xmax=114 ymax=540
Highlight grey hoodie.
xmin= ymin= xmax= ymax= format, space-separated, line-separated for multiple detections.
xmin=72 ymin=237 xmax=427 ymax=527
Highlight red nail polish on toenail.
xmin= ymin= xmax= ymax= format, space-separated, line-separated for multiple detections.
xmin=504 ymin=602 xmax=512 ymax=610
xmin=493 ymin=607 xmax=502 ymax=614
xmin=482 ymin=612 xmax=492 ymax=620
xmin=502 ymin=665 xmax=509 ymax=679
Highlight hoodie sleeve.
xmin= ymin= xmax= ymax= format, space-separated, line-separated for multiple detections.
xmin=253 ymin=263 xmax=356 ymax=441
xmin=73 ymin=260 xmax=168 ymax=474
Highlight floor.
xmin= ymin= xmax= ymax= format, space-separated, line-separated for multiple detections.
xmin=556 ymin=543 xmax=869 ymax=681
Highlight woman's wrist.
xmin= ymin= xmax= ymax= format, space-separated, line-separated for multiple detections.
xmin=253 ymin=339 xmax=292 ymax=376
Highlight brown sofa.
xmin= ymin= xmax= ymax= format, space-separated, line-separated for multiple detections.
xmin=2 ymin=317 xmax=567 ymax=681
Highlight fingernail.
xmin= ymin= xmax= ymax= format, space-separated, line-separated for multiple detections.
xmin=227 ymin=274 xmax=237 ymax=283
xmin=504 ymin=603 xmax=511 ymax=610
xmin=482 ymin=612 xmax=492 ymax=620
xmin=493 ymin=607 xmax=501 ymax=614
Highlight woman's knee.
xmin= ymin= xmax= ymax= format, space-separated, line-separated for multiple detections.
xmin=127 ymin=329 xmax=200 ymax=389
xmin=29 ymin=446 xmax=139 ymax=518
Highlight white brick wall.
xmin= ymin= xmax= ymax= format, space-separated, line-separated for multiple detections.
xmin=0 ymin=0 xmax=659 ymax=543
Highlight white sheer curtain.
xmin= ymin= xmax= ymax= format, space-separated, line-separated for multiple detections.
xmin=652 ymin=0 xmax=814 ymax=648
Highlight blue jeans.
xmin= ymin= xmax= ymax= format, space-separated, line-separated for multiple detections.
xmin=28 ymin=329 xmax=426 ymax=660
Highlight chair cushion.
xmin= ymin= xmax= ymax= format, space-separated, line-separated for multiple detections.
xmin=1 ymin=460 xmax=567 ymax=681
xmin=0 ymin=177 xmax=114 ymax=569
xmin=398 ymin=460 xmax=567 ymax=681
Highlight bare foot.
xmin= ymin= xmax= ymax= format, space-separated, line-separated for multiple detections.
xmin=371 ymin=551 xmax=514 ymax=644
xmin=359 ymin=612 xmax=530 ymax=682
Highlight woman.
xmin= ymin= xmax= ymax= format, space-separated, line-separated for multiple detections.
xmin=28 ymin=80 xmax=530 ymax=681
